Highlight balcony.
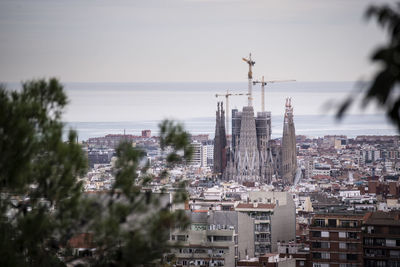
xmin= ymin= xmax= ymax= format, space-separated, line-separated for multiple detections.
xmin=311 ymin=222 xmax=360 ymax=229
xmin=255 ymin=238 xmax=270 ymax=243
xmin=255 ymin=227 xmax=270 ymax=232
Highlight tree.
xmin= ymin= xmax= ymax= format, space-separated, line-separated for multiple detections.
xmin=0 ymin=78 xmax=192 ymax=266
xmin=337 ymin=3 xmax=400 ymax=132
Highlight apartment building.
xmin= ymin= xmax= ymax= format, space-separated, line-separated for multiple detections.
xmin=309 ymin=213 xmax=364 ymax=267
xmin=170 ymin=210 xmax=254 ymax=266
xmin=236 ymin=191 xmax=296 ymax=256
xmin=363 ymin=211 xmax=400 ymax=267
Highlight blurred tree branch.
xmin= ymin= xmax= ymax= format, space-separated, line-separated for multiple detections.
xmin=338 ymin=3 xmax=400 ymax=132
xmin=0 ymin=78 xmax=192 ymax=266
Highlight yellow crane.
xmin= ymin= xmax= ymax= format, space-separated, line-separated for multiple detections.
xmin=215 ymin=90 xmax=249 ymax=136
xmin=253 ymin=76 xmax=296 ymax=112
xmin=242 ymin=53 xmax=256 ymax=106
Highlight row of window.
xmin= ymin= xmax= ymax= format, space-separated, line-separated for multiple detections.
xmin=365 ymin=249 xmax=400 ymax=258
xmin=171 ymin=235 xmax=188 ymax=241
xmin=314 ymin=219 xmax=359 ymax=228
xmin=312 ymin=231 xmax=358 ymax=239
xmin=364 ymin=238 xmax=400 ymax=247
xmin=365 ymin=260 xmax=400 ymax=267
xmin=366 ymin=226 xmax=400 ymax=235
xmin=178 ymin=259 xmax=224 ymax=266
xmin=206 ymin=235 xmax=233 ymax=242
xmin=177 ymin=248 xmax=225 ymax=255
xmin=313 ymin=264 xmax=359 ymax=267
xmin=312 ymin=252 xmax=358 ymax=261
xmin=312 ymin=241 xmax=358 ymax=250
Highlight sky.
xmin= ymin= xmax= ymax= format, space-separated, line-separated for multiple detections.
xmin=0 ymin=0 xmax=396 ymax=83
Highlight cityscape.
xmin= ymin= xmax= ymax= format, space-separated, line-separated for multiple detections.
xmin=81 ymin=55 xmax=400 ymax=266
xmin=2 ymin=1 xmax=400 ymax=267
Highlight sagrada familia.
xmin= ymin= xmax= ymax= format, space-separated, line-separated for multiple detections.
xmin=213 ymin=54 xmax=297 ymax=185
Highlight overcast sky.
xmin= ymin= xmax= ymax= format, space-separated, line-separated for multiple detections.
xmin=0 ymin=0 xmax=395 ymax=82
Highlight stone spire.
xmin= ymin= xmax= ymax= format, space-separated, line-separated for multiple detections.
xmin=280 ymin=98 xmax=297 ymax=184
xmin=213 ymin=102 xmax=227 ymax=177
xmin=235 ymin=106 xmax=260 ymax=182
xmin=213 ymin=102 xmax=221 ymax=175
xmin=220 ymin=102 xmax=227 ymax=176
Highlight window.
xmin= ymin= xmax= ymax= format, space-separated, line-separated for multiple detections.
xmin=321 ymin=231 xmax=329 ymax=238
xmin=177 ymin=235 xmax=187 ymax=241
xmin=313 ymin=264 xmax=329 ymax=267
xmin=328 ymin=219 xmax=337 ymax=227
xmin=315 ymin=219 xmax=325 ymax=227
xmin=390 ymin=250 xmax=400 ymax=258
xmin=312 ymin=242 xmax=330 ymax=249
xmin=387 ymin=239 xmax=396 ymax=247
xmin=312 ymin=242 xmax=321 ymax=248
xmin=367 ymin=226 xmax=375 ymax=234
xmin=375 ymin=238 xmax=385 ymax=246
xmin=339 ymin=232 xmax=346 ymax=238
xmin=348 ymin=243 xmax=358 ymax=250
xmin=339 ymin=242 xmax=346 ymax=249
xmin=339 ymin=253 xmax=347 ymax=260
xmin=321 ymin=242 xmax=330 ymax=249
xmin=213 ymin=236 xmax=232 ymax=242
xmin=321 ymin=252 xmax=330 ymax=259
xmin=389 ymin=227 xmax=400 ymax=235
xmin=313 ymin=253 xmax=322 ymax=259
xmin=347 ymin=254 xmax=358 ymax=261
xmin=347 ymin=232 xmax=357 ymax=239
xmin=192 ymin=224 xmax=207 ymax=231
xmin=365 ymin=249 xmax=384 ymax=257
xmin=312 ymin=231 xmax=321 ymax=237
xmin=364 ymin=238 xmax=374 ymax=245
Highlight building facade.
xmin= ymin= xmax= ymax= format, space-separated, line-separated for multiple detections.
xmin=236 ymin=191 xmax=296 ymax=256
xmin=309 ymin=213 xmax=364 ymax=267
xmin=363 ymin=211 xmax=400 ymax=267
xmin=170 ymin=210 xmax=255 ymax=266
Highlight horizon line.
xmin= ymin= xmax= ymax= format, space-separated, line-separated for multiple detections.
xmin=2 ymin=80 xmax=364 ymax=84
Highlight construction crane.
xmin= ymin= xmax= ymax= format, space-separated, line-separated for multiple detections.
xmin=242 ymin=53 xmax=255 ymax=107
xmin=253 ymin=76 xmax=296 ymax=112
xmin=215 ymin=90 xmax=249 ymax=136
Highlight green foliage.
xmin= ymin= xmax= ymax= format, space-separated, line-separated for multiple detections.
xmin=0 ymin=78 xmax=192 ymax=266
xmin=90 ymin=122 xmax=191 ymax=266
xmin=0 ymin=78 xmax=87 ymax=266
xmin=338 ymin=3 xmax=400 ymax=132
xmin=159 ymin=120 xmax=194 ymax=165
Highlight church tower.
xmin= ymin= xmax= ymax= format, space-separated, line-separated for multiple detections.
xmin=280 ymin=98 xmax=297 ymax=184
xmin=213 ymin=102 xmax=227 ymax=177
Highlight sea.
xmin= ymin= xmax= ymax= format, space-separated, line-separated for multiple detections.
xmin=5 ymin=81 xmax=398 ymax=141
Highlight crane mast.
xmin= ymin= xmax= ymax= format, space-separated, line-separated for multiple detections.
xmin=253 ymin=77 xmax=296 ymax=112
xmin=242 ymin=53 xmax=255 ymax=107
xmin=215 ymin=90 xmax=249 ymax=136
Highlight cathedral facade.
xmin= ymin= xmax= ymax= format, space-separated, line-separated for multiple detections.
xmin=213 ymin=54 xmax=298 ymax=185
